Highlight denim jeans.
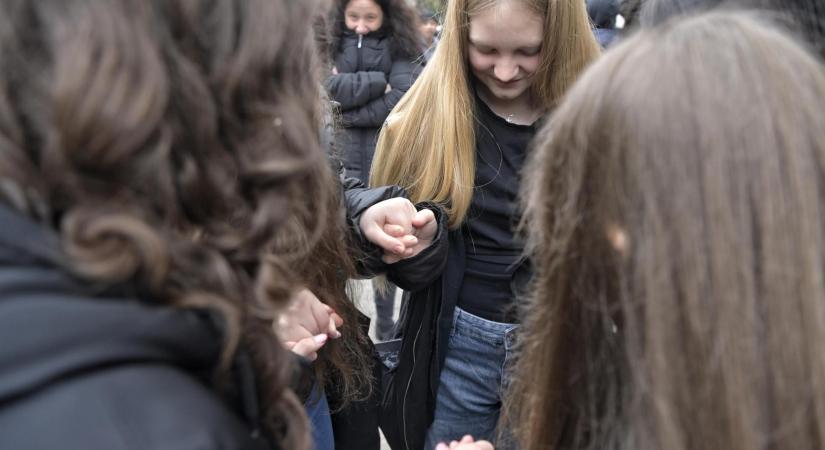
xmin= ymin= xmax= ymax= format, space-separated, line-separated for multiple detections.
xmin=305 ymin=384 xmax=333 ymax=450
xmin=424 ymin=307 xmax=518 ymax=449
xmin=373 ymin=280 xmax=397 ymax=341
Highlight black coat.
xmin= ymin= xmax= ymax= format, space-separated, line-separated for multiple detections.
xmin=346 ymin=184 xmax=454 ymax=450
xmin=326 ymin=30 xmax=421 ymax=183
xmin=0 ymin=205 xmax=276 ymax=450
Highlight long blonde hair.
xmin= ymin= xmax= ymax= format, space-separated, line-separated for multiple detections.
xmin=370 ymin=0 xmax=600 ymax=228
xmin=509 ymin=11 xmax=825 ymax=450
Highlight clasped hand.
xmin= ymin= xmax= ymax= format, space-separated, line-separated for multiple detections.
xmin=359 ymin=197 xmax=437 ymax=264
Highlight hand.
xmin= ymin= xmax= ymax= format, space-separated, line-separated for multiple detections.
xmin=360 ymin=197 xmax=419 ymax=261
xmin=274 ymin=288 xmax=343 ymax=361
xmin=435 ymin=435 xmax=494 ymax=450
xmin=385 ymin=83 xmax=392 ymax=93
xmin=332 ymin=66 xmax=338 ymax=75
xmin=360 ymin=198 xmax=436 ymax=264
xmin=381 ymin=208 xmax=436 ymax=264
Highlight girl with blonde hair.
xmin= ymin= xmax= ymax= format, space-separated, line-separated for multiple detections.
xmin=510 ymin=11 xmax=825 ymax=450
xmin=360 ymin=0 xmax=600 ymax=448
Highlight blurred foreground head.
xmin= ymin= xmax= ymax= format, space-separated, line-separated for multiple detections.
xmin=0 ymin=0 xmax=331 ymax=448
xmin=511 ymin=11 xmax=825 ymax=450
xmin=640 ymin=0 xmax=825 ymax=59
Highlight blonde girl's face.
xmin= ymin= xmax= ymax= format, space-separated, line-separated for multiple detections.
xmin=345 ymin=0 xmax=384 ymax=35
xmin=467 ymin=1 xmax=543 ymax=102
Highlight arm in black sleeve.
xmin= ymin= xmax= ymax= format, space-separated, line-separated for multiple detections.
xmin=384 ymin=202 xmax=449 ymax=291
xmin=346 ymin=182 xmax=449 ymax=290
xmin=340 ymin=60 xmax=421 ymax=128
xmin=342 ymin=176 xmax=408 ymax=278
xmin=325 ymin=71 xmax=388 ymax=110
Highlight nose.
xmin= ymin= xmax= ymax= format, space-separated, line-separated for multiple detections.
xmin=493 ymin=59 xmax=519 ymax=82
xmin=355 ymin=21 xmax=369 ymax=35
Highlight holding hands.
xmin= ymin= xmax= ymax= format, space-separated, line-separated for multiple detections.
xmin=274 ymin=288 xmax=343 ymax=361
xmin=359 ymin=197 xmax=437 ymax=264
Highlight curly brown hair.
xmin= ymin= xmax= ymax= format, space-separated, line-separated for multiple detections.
xmin=0 ymin=0 xmax=332 ymax=448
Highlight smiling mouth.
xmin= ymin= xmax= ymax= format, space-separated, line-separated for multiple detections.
xmin=493 ymin=78 xmax=521 ymax=87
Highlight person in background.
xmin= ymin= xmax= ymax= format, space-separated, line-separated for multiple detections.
xmin=588 ymin=0 xmax=621 ymax=47
xmin=508 ymin=11 xmax=825 ymax=450
xmin=366 ymin=0 xmax=601 ymax=448
xmin=419 ymin=7 xmax=441 ymax=63
xmin=325 ymin=0 xmax=423 ymax=344
xmin=0 ymin=0 xmax=331 ymax=449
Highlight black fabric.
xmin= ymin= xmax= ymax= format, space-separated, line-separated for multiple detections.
xmin=0 ymin=205 xmax=274 ymax=450
xmin=328 ymin=312 xmax=382 ymax=450
xmin=457 ymin=96 xmax=535 ymax=323
xmin=341 ymin=181 xmax=450 ymax=450
xmin=371 ymin=99 xmax=540 ymax=450
xmin=326 ymin=30 xmax=421 ymax=183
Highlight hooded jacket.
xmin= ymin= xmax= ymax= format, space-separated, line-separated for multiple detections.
xmin=0 ymin=205 xmax=275 ymax=450
xmin=326 ymin=29 xmax=421 ymax=183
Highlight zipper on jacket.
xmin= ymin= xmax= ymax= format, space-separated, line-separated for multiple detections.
xmin=356 ymin=34 xmax=364 ymax=71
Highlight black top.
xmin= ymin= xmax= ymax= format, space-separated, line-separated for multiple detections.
xmin=457 ymin=94 xmax=537 ymax=323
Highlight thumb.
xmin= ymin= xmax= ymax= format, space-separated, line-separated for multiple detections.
xmin=412 ymin=208 xmax=435 ymax=229
xmin=290 ymin=334 xmax=328 ymax=361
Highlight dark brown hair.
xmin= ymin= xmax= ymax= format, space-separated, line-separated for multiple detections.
xmin=0 ymin=0 xmax=331 ymax=448
xmin=508 ymin=11 xmax=825 ymax=450
xmin=330 ymin=0 xmax=423 ymax=60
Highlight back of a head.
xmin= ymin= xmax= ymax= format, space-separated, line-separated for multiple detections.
xmin=512 ymin=11 xmax=825 ymax=450
xmin=0 ymin=0 xmax=329 ymax=448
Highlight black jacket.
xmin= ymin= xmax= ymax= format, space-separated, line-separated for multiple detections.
xmin=0 ymin=205 xmax=275 ymax=450
xmin=326 ymin=30 xmax=421 ymax=183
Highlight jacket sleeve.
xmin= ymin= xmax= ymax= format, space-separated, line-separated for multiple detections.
xmin=326 ymin=71 xmax=388 ymax=110
xmin=384 ymin=202 xmax=449 ymax=291
xmin=346 ymin=180 xmax=449 ymax=291
xmin=343 ymin=176 xmax=408 ymax=278
xmin=340 ymin=60 xmax=421 ymax=128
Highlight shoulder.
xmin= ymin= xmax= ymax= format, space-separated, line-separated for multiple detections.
xmin=0 ymin=365 xmax=269 ymax=450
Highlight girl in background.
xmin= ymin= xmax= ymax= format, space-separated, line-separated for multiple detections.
xmin=326 ymin=0 xmax=423 ymax=343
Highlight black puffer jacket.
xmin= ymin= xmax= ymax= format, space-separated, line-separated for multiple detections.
xmin=326 ymin=30 xmax=421 ymax=183
xmin=0 ymin=205 xmax=277 ymax=450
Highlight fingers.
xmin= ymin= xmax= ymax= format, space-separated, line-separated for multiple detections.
xmin=289 ymin=334 xmax=328 ymax=361
xmin=434 ymin=436 xmax=494 ymax=450
xmin=412 ymin=208 xmax=436 ymax=228
xmin=364 ymin=221 xmax=407 ymax=254
xmin=327 ymin=315 xmax=342 ymax=339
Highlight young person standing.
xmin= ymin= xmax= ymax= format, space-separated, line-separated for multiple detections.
xmin=363 ymin=0 xmax=601 ymax=448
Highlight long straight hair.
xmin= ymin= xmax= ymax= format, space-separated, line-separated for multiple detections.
xmin=509 ymin=12 xmax=825 ymax=450
xmin=370 ymin=0 xmax=600 ymax=228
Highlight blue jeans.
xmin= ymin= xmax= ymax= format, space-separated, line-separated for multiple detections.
xmin=305 ymin=384 xmax=333 ymax=450
xmin=424 ymin=307 xmax=518 ymax=449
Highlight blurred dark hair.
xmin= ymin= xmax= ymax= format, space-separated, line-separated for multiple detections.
xmin=330 ymin=0 xmax=422 ymax=59
xmin=0 ymin=0 xmax=331 ymax=448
